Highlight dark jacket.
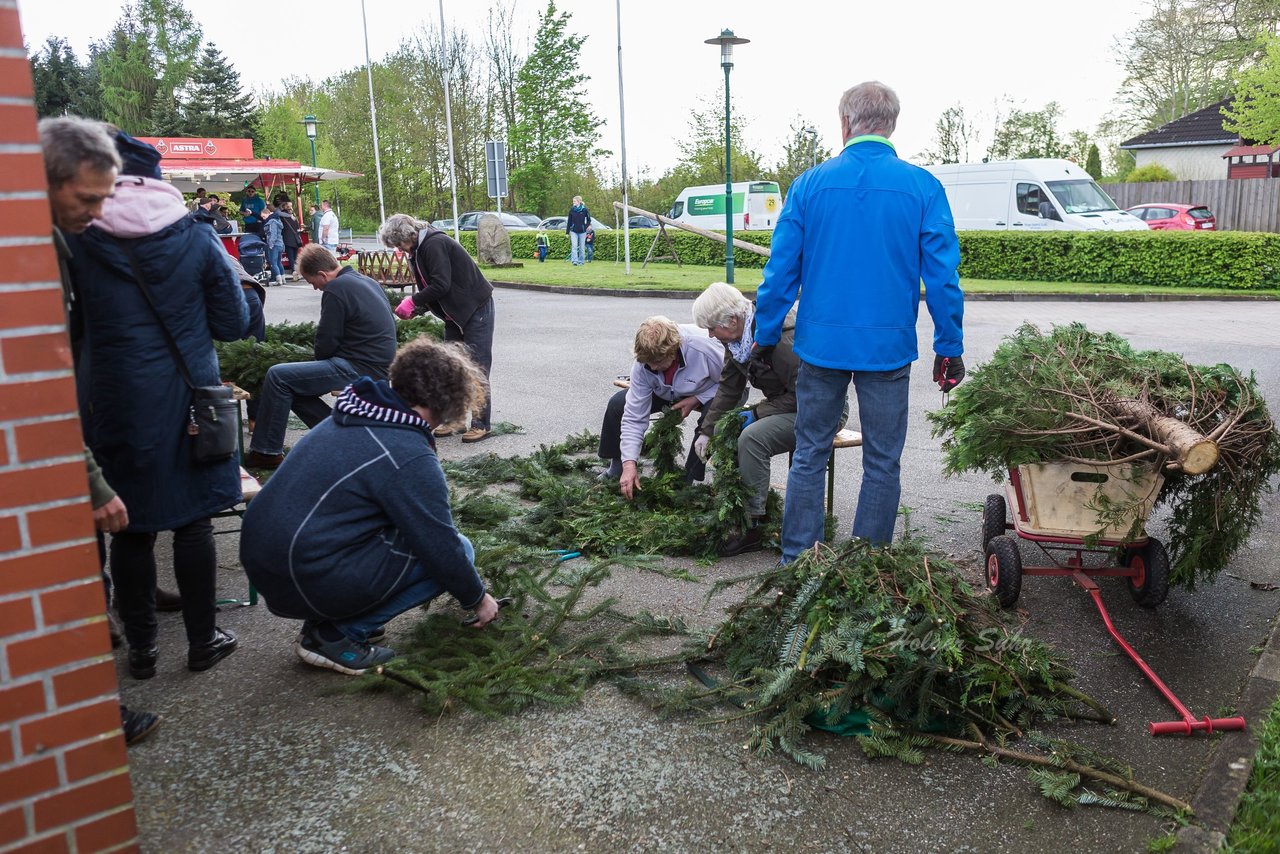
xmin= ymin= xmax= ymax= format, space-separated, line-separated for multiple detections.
xmin=700 ymin=305 xmax=800 ymax=439
xmin=239 ymin=380 xmax=487 ymax=620
xmin=407 ymin=227 xmax=494 ymax=328
xmin=279 ymin=212 xmax=302 ymax=247
xmin=566 ymin=204 xmax=590 ymax=234
xmin=65 ymin=178 xmax=249 ymax=532
xmin=316 ymin=267 xmax=398 ymax=379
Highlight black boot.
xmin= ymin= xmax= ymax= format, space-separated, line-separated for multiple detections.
xmin=128 ymin=646 xmax=158 ymax=680
xmin=188 ymin=627 xmax=238 ymax=672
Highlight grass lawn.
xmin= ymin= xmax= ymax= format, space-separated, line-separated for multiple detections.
xmin=1226 ymin=693 xmax=1280 ymax=853
xmin=482 ymin=260 xmax=1279 ymax=298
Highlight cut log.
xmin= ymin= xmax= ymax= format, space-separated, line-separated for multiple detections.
xmin=1108 ymin=399 xmax=1220 ymax=474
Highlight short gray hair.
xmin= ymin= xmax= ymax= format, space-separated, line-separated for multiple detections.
xmin=839 ymin=81 xmax=900 ymax=139
xmin=380 ymin=213 xmax=431 ymax=249
xmin=38 ymin=116 xmax=121 ymax=188
xmin=692 ymin=281 xmax=751 ymax=329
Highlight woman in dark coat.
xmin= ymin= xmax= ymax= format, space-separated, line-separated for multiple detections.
xmin=66 ymin=134 xmax=249 ymax=679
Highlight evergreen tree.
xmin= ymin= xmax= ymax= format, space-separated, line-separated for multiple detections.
xmin=96 ymin=0 xmax=202 ymax=134
xmin=147 ymin=92 xmax=187 ymax=136
xmin=1085 ymin=144 xmax=1103 ymax=180
xmin=184 ymin=43 xmax=256 ymax=138
xmin=510 ymin=1 xmax=604 ymax=215
xmin=30 ymin=37 xmax=99 ymax=118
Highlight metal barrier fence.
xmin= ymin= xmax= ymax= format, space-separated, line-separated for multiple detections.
xmin=1101 ymin=179 xmax=1280 ymax=232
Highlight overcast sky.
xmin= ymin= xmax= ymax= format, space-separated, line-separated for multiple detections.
xmin=20 ymin=0 xmax=1151 ymax=175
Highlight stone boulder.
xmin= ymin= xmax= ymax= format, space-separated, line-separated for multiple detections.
xmin=476 ymin=214 xmax=513 ymax=265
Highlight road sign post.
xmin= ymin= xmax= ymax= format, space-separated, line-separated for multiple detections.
xmin=485 ymin=140 xmax=508 ymax=215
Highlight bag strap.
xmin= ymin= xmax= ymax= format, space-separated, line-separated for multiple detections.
xmin=116 ymin=239 xmax=198 ymax=392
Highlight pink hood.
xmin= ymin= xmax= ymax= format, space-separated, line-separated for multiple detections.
xmin=94 ymin=177 xmax=190 ymax=238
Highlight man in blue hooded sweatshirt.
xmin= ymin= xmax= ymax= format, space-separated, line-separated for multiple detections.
xmin=754 ymin=81 xmax=966 ymax=562
xmin=239 ymin=338 xmax=501 ymax=674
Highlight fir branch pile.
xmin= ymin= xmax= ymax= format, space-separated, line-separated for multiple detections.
xmin=928 ymin=323 xmax=1280 ymax=587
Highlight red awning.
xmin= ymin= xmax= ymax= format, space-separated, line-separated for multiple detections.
xmin=1222 ymin=144 xmax=1280 ymax=158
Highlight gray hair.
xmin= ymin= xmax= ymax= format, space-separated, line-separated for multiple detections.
xmin=38 ymin=116 xmax=121 ymax=187
xmin=839 ymin=81 xmax=900 ymax=139
xmin=380 ymin=213 xmax=431 ymax=249
xmin=692 ymin=281 xmax=751 ymax=329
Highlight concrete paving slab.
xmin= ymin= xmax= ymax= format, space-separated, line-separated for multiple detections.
xmin=118 ymin=288 xmax=1280 ymax=852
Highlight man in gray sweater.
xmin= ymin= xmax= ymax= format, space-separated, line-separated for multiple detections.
xmin=244 ymin=245 xmax=397 ymax=469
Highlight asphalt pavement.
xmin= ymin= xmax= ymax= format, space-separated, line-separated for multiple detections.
xmin=121 ymin=282 xmax=1280 ymax=853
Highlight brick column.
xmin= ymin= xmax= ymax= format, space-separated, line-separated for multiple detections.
xmin=0 ymin=2 xmax=139 ymax=851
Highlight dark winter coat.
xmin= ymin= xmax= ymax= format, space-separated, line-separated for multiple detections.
xmin=700 ymin=305 xmax=801 ymax=439
xmin=65 ymin=177 xmax=249 ymax=532
xmin=566 ymin=204 xmax=590 ymax=234
xmin=239 ymin=380 xmax=486 ymax=620
xmin=407 ymin=227 xmax=494 ymax=329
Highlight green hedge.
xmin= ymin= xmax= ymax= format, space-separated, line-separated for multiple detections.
xmin=454 ymin=229 xmax=1280 ymax=290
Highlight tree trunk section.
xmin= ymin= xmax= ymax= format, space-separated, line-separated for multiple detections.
xmin=1109 ymin=399 xmax=1219 ymax=474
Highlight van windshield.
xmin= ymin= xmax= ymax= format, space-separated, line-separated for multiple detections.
xmin=1046 ymin=180 xmax=1119 ymax=214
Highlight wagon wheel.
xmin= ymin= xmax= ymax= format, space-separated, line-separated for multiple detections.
xmin=981 ymin=493 xmax=1007 ymax=551
xmin=1122 ymin=537 xmax=1170 ymax=608
xmin=985 ymin=535 xmax=1023 ymax=608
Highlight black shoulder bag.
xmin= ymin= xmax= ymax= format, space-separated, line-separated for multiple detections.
xmin=118 ymin=241 xmax=239 ymax=464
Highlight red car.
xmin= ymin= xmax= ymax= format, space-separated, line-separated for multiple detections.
xmin=1124 ymin=203 xmax=1217 ymax=231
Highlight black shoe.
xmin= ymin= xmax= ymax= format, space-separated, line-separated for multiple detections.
xmin=121 ymin=706 xmax=161 ymax=746
xmin=129 ymin=646 xmax=158 ymax=680
xmin=243 ymin=450 xmax=285 ymax=469
xmin=154 ymin=587 xmax=183 ymax=612
xmin=719 ymin=525 xmax=764 ymax=557
xmin=365 ymin=625 xmax=387 ymax=644
xmin=188 ymin=627 xmax=238 ymax=672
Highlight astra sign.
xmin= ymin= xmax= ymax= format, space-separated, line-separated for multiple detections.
xmin=136 ymin=138 xmax=255 ymax=160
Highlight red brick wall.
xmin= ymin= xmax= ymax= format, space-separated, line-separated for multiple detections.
xmin=0 ymin=1 xmax=139 ymax=851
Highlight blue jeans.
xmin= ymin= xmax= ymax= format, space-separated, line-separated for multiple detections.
xmin=569 ymin=231 xmax=587 ymax=264
xmin=267 ymin=243 xmax=284 ymax=279
xmin=333 ymin=535 xmax=475 ymax=642
xmin=249 ymin=357 xmax=361 ymax=455
xmin=781 ymin=361 xmax=910 ymax=561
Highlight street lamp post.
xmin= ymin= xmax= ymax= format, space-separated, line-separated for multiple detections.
xmin=805 ymin=126 xmax=818 ymax=170
xmin=301 ymin=114 xmax=320 ymax=205
xmin=705 ymin=28 xmax=748 ymax=284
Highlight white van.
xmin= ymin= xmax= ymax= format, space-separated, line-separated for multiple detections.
xmin=923 ymin=159 xmax=1147 ymax=232
xmin=667 ymin=181 xmax=783 ymax=231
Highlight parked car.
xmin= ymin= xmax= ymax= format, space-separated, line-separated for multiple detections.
xmin=628 ymin=215 xmax=661 ymax=229
xmin=513 ymin=212 xmax=542 ymax=227
xmin=1124 ymin=203 xmax=1217 ymax=231
xmin=456 ymin=211 xmax=535 ymax=231
xmin=538 ymin=216 xmax=612 ymax=231
xmin=431 ymin=218 xmax=454 ymax=230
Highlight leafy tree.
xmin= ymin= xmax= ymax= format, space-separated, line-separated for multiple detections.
xmin=767 ymin=117 xmax=831 ymax=196
xmin=184 ymin=43 xmax=256 ymax=138
xmin=96 ymin=0 xmax=202 ymax=134
xmin=987 ymin=101 xmax=1069 ymax=160
xmin=1112 ymin=0 xmax=1280 ymax=129
xmin=923 ymin=103 xmax=977 ymax=164
xmin=30 ymin=37 xmax=100 ymax=119
xmin=510 ymin=1 xmax=605 ymax=216
xmin=1085 ymin=144 xmax=1103 ymax=180
xmin=671 ymin=94 xmax=762 ymax=189
xmin=1126 ymin=163 xmax=1178 ymax=182
xmin=1223 ymin=33 xmax=1280 ymax=144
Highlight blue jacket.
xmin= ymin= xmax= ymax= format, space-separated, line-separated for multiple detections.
xmin=755 ymin=139 xmax=963 ymax=371
xmin=566 ymin=204 xmax=590 ymax=234
xmin=65 ymin=180 xmax=250 ymax=531
xmin=239 ymin=381 xmax=487 ymax=621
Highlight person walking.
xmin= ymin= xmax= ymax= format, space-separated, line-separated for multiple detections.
xmin=382 ymin=214 xmax=497 ymax=443
xmin=60 ymin=128 xmax=250 ymax=679
xmin=565 ymin=195 xmax=590 ymax=265
xmin=753 ymin=81 xmax=965 ymax=562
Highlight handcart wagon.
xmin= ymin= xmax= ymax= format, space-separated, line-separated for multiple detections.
xmin=982 ymin=461 xmax=1246 ymax=737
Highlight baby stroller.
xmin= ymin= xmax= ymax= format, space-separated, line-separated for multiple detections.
xmin=238 ymin=233 xmax=272 ymax=287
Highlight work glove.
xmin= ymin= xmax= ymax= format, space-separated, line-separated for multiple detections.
xmin=739 ymin=409 xmax=756 ymax=428
xmin=693 ymin=434 xmax=710 ymax=461
xmin=933 ymin=354 xmax=966 ymax=392
xmin=749 ymin=344 xmax=775 ymax=375
xmin=395 ymin=296 xmax=417 ymax=319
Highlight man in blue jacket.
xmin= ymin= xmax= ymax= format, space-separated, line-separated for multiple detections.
xmin=240 ymin=338 xmax=500 ymax=674
xmin=754 ymin=81 xmax=966 ymax=562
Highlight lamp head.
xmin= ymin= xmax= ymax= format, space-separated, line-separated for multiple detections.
xmin=301 ymin=114 xmax=320 ymax=139
xmin=705 ymin=28 xmax=749 ymax=67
